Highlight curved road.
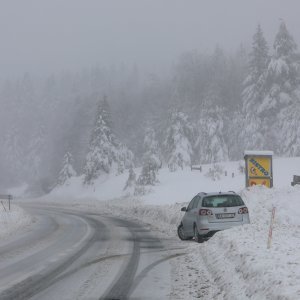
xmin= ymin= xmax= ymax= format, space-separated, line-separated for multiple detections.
xmin=0 ymin=204 xmax=184 ymax=300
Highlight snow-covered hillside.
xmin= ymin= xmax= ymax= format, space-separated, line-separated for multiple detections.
xmin=50 ymin=156 xmax=300 ymax=204
xmin=40 ymin=156 xmax=300 ymax=299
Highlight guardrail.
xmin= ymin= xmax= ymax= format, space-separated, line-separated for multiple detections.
xmin=191 ymin=165 xmax=202 ymax=172
xmin=0 ymin=194 xmax=12 ymax=211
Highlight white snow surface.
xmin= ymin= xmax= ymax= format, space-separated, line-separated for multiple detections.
xmin=244 ymin=150 xmax=274 ymax=156
xmin=26 ymin=157 xmax=300 ymax=298
xmin=0 ymin=204 xmax=32 ymax=239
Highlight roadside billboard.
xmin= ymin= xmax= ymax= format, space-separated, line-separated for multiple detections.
xmin=244 ymin=151 xmax=273 ymax=188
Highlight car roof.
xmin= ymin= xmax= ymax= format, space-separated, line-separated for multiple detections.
xmin=197 ymin=191 xmax=237 ymax=197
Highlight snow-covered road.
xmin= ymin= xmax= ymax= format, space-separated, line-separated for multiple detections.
xmin=0 ymin=204 xmax=187 ymax=300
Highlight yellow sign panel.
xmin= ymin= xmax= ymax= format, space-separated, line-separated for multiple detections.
xmin=244 ymin=152 xmax=273 ymax=188
xmin=247 ymin=178 xmax=271 ymax=188
xmin=247 ymin=156 xmax=271 ymax=178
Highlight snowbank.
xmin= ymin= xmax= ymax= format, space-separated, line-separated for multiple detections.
xmin=94 ymin=185 xmax=300 ymax=299
xmin=0 ymin=204 xmax=33 ymax=239
xmin=198 ymin=185 xmax=300 ymax=299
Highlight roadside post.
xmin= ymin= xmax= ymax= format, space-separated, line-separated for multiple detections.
xmin=267 ymin=207 xmax=276 ymax=249
xmin=244 ymin=151 xmax=273 ymax=188
xmin=8 ymin=194 xmax=11 ymax=211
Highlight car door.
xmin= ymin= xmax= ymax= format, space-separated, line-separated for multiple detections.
xmin=189 ymin=195 xmax=201 ymax=228
xmin=182 ymin=196 xmax=200 ymax=235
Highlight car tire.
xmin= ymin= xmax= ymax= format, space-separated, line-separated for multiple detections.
xmin=194 ymin=224 xmax=204 ymax=243
xmin=177 ymin=224 xmax=191 ymax=240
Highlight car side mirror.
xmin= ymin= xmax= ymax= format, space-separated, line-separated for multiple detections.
xmin=181 ymin=207 xmax=187 ymax=212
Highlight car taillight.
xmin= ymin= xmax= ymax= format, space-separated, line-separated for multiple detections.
xmin=238 ymin=207 xmax=248 ymax=214
xmin=199 ymin=209 xmax=213 ymax=216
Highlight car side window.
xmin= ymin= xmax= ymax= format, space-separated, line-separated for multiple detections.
xmin=192 ymin=196 xmax=201 ymax=209
xmin=187 ymin=197 xmax=196 ymax=211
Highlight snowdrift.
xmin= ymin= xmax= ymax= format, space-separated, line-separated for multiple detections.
xmin=0 ymin=204 xmax=32 ymax=239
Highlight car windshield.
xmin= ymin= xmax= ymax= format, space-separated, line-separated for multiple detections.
xmin=202 ymin=195 xmax=244 ymax=208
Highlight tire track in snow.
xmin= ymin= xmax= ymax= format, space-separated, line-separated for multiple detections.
xmin=0 ymin=211 xmax=106 ymax=300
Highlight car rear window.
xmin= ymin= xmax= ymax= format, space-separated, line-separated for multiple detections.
xmin=202 ymin=195 xmax=244 ymax=208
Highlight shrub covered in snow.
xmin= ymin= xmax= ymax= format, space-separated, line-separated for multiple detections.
xmin=205 ymin=164 xmax=224 ymax=181
xmin=123 ymin=167 xmax=136 ymax=193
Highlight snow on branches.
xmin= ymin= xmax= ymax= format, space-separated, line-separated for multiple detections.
xmin=83 ymin=97 xmax=133 ymax=184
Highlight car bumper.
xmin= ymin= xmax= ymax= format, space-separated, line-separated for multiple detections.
xmin=197 ymin=218 xmax=250 ymax=236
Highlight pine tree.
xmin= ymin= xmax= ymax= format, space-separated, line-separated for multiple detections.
xmin=134 ymin=161 xmax=158 ymax=195
xmin=142 ymin=125 xmax=161 ymax=169
xmin=241 ymin=24 xmax=269 ymax=150
xmin=123 ymin=167 xmax=136 ymax=191
xmin=278 ymin=104 xmax=300 ymax=156
xmin=135 ymin=125 xmax=161 ymax=192
xmin=136 ymin=163 xmax=158 ymax=186
xmin=259 ymin=21 xmax=299 ymax=115
xmin=26 ymin=124 xmax=45 ymax=181
xmin=195 ymin=105 xmax=228 ymax=163
xmin=57 ymin=152 xmax=77 ymax=186
xmin=3 ymin=126 xmax=24 ymax=182
xmin=164 ymin=110 xmax=194 ymax=171
xmin=226 ymin=111 xmax=245 ymax=159
xmin=83 ymin=96 xmax=133 ymax=184
xmin=208 ymin=46 xmax=228 ymax=107
xmin=258 ymin=21 xmax=300 ymax=150
xmin=243 ymin=25 xmax=269 ymax=109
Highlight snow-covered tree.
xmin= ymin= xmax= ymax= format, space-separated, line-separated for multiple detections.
xmin=205 ymin=164 xmax=224 ymax=181
xmin=136 ymin=163 xmax=158 ymax=186
xmin=278 ymin=97 xmax=300 ymax=156
xmin=57 ymin=152 xmax=77 ymax=186
xmin=25 ymin=124 xmax=45 ymax=181
xmin=83 ymin=96 xmax=133 ymax=184
xmin=240 ymin=22 xmax=300 ymax=153
xmin=123 ymin=167 xmax=136 ymax=191
xmin=258 ymin=21 xmax=300 ymax=150
xmin=243 ymin=25 xmax=269 ymax=111
xmin=135 ymin=125 xmax=161 ymax=190
xmin=142 ymin=125 xmax=161 ymax=169
xmin=134 ymin=160 xmax=158 ymax=195
xmin=208 ymin=46 xmax=228 ymax=107
xmin=259 ymin=21 xmax=299 ymax=116
xmin=224 ymin=111 xmax=244 ymax=160
xmin=3 ymin=126 xmax=24 ymax=182
xmin=164 ymin=110 xmax=194 ymax=171
xmin=241 ymin=24 xmax=270 ymax=150
xmin=195 ymin=105 xmax=228 ymax=164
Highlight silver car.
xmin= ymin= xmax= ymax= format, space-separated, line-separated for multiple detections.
xmin=177 ymin=192 xmax=250 ymax=243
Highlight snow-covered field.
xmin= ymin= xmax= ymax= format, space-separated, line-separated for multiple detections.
xmin=13 ymin=157 xmax=300 ymax=299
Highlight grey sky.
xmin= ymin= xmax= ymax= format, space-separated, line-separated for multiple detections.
xmin=0 ymin=0 xmax=299 ymax=78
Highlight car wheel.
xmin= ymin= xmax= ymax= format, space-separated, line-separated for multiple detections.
xmin=177 ymin=224 xmax=190 ymax=240
xmin=194 ymin=224 xmax=204 ymax=243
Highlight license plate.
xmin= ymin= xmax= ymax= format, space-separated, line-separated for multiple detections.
xmin=216 ymin=213 xmax=235 ymax=219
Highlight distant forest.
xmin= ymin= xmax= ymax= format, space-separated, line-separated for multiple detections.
xmin=1 ymin=21 xmax=299 ymax=192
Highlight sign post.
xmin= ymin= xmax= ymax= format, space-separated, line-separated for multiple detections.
xmin=244 ymin=151 xmax=273 ymax=188
xmin=0 ymin=194 xmax=13 ymax=211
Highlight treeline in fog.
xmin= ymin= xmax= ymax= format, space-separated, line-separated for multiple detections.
xmin=0 ymin=21 xmax=299 ymax=194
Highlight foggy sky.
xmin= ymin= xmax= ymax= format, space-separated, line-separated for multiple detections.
xmin=0 ymin=0 xmax=300 ymax=78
